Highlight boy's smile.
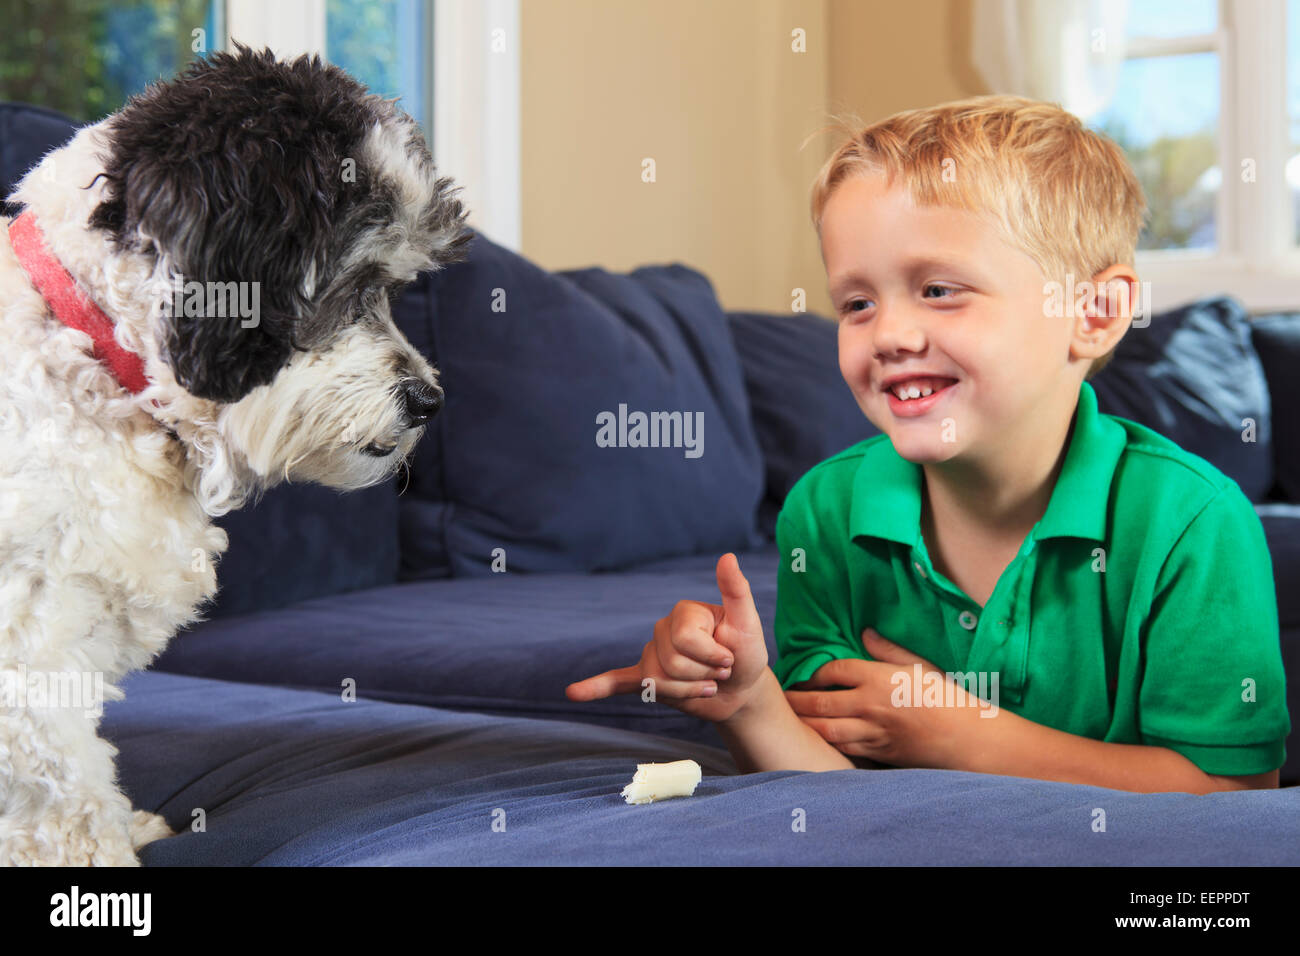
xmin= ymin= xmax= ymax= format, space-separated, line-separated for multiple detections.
xmin=883 ymin=375 xmax=959 ymax=418
xmin=820 ymin=169 xmax=1088 ymax=475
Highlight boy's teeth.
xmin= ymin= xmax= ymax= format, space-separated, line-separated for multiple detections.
xmin=892 ymin=378 xmax=949 ymax=400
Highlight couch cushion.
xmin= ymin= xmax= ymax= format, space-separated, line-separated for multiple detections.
xmin=1250 ymin=313 xmax=1300 ymax=502
xmin=1256 ymin=504 xmax=1300 ymax=631
xmin=1255 ymin=503 xmax=1300 ymax=783
xmin=160 ymin=546 xmax=784 ymax=747
xmin=727 ymin=311 xmax=878 ymax=537
xmin=108 ymin=670 xmax=1300 ymax=865
xmin=202 ymin=480 xmax=401 ymax=620
xmin=393 ymin=231 xmax=765 ymax=577
xmin=1090 ymin=296 xmax=1273 ymax=502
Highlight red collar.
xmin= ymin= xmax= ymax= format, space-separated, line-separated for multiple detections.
xmin=8 ymin=210 xmax=151 ymax=395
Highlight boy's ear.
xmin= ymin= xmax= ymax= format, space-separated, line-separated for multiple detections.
xmin=1073 ymin=265 xmax=1140 ymax=361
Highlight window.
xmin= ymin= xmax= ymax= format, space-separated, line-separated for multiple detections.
xmin=1088 ymin=1 xmax=1221 ymax=252
xmin=1077 ymin=0 xmax=1300 ymax=313
xmin=0 ymin=0 xmax=222 ymax=123
xmin=1 ymin=0 xmax=517 ymax=243
xmin=326 ymin=0 xmax=433 ymax=145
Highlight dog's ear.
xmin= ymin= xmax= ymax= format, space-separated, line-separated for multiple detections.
xmin=87 ymin=44 xmax=387 ymax=403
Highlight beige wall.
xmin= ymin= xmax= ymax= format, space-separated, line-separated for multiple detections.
xmin=519 ymin=0 xmax=986 ymax=317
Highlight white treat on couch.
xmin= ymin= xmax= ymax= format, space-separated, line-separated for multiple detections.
xmin=621 ymin=759 xmax=703 ymax=804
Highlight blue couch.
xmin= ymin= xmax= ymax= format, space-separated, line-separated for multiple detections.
xmin=5 ymin=102 xmax=1299 ymax=865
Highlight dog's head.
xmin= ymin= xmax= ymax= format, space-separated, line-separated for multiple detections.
xmin=77 ymin=44 xmax=469 ymax=506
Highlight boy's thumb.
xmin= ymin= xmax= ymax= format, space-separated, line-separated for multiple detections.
xmin=715 ymin=553 xmax=760 ymax=631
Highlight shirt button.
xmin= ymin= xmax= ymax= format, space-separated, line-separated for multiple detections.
xmin=958 ymin=610 xmax=978 ymax=630
xmin=914 ymin=561 xmax=927 ymax=579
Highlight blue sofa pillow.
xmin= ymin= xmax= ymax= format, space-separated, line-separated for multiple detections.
xmin=1249 ymin=313 xmax=1300 ymax=502
xmin=395 ymin=231 xmax=765 ymax=577
xmin=0 ymin=102 xmax=80 ymax=217
xmin=203 ymin=481 xmax=401 ymax=620
xmin=726 ymin=311 xmax=879 ymax=538
xmin=1090 ymin=296 xmax=1273 ymax=502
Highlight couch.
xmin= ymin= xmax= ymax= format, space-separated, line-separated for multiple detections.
xmin=5 ymin=101 xmax=1299 ymax=865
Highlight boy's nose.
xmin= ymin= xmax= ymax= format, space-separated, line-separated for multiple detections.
xmin=869 ymin=304 xmax=928 ymax=353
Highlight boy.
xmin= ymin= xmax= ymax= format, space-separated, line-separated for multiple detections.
xmin=566 ymin=95 xmax=1290 ymax=793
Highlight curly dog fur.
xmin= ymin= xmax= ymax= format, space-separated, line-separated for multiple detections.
xmin=0 ymin=45 xmax=470 ymax=865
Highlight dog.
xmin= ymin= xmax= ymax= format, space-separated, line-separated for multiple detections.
xmin=0 ymin=44 xmax=471 ymax=865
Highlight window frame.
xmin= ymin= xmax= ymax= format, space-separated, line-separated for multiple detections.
xmin=1120 ymin=0 xmax=1299 ymax=313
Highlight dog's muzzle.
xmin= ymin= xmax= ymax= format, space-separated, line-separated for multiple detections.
xmin=361 ymin=379 xmax=443 ymax=457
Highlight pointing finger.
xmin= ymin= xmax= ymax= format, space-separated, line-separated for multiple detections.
xmin=565 ymin=665 xmax=644 ymax=701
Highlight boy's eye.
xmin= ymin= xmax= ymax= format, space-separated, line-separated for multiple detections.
xmin=837 ymin=283 xmax=961 ymax=314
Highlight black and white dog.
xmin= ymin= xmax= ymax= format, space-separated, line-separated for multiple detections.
xmin=0 ymin=44 xmax=470 ymax=864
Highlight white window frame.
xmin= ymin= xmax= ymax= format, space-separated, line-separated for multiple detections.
xmin=1124 ymin=0 xmax=1300 ymax=314
xmin=222 ymin=0 xmax=521 ymax=251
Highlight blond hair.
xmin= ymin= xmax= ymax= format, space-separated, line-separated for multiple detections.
xmin=808 ymin=95 xmax=1148 ymax=379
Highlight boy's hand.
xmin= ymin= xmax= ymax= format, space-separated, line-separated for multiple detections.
xmin=565 ymin=553 xmax=769 ymax=723
xmin=785 ymin=628 xmax=980 ymax=768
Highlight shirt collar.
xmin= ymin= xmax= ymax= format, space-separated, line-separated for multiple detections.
xmin=849 ymin=380 xmax=1127 ymax=546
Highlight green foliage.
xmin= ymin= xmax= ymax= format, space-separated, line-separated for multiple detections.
xmin=1097 ymin=117 xmax=1218 ymax=251
xmin=0 ymin=0 xmax=211 ymax=122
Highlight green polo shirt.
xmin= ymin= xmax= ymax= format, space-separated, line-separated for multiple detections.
xmin=774 ymin=380 xmax=1290 ymax=777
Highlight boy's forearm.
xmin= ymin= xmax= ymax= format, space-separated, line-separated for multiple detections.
xmin=717 ymin=669 xmax=854 ymax=773
xmin=952 ymin=705 xmax=1268 ymax=794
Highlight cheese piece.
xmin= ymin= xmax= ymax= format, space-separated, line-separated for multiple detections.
xmin=621 ymin=759 xmax=703 ymax=805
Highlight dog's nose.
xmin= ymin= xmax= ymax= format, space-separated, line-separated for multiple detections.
xmin=403 ymin=380 xmax=444 ymax=425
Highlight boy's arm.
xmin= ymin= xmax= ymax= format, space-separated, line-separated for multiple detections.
xmin=716 ymin=668 xmax=853 ymax=773
xmin=939 ymin=700 xmax=1280 ymax=793
xmin=729 ymin=658 xmax=1279 ymax=786
xmin=791 ymin=633 xmax=1284 ymax=792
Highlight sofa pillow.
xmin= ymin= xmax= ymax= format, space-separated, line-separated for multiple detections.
xmin=1090 ymin=296 xmax=1273 ymax=502
xmin=1249 ymin=313 xmax=1300 ymax=502
xmin=1 ymin=102 xmax=80 ymax=217
xmin=726 ymin=311 xmax=879 ymax=537
xmin=395 ymin=231 xmax=765 ymax=578
xmin=202 ymin=481 xmax=401 ymax=621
